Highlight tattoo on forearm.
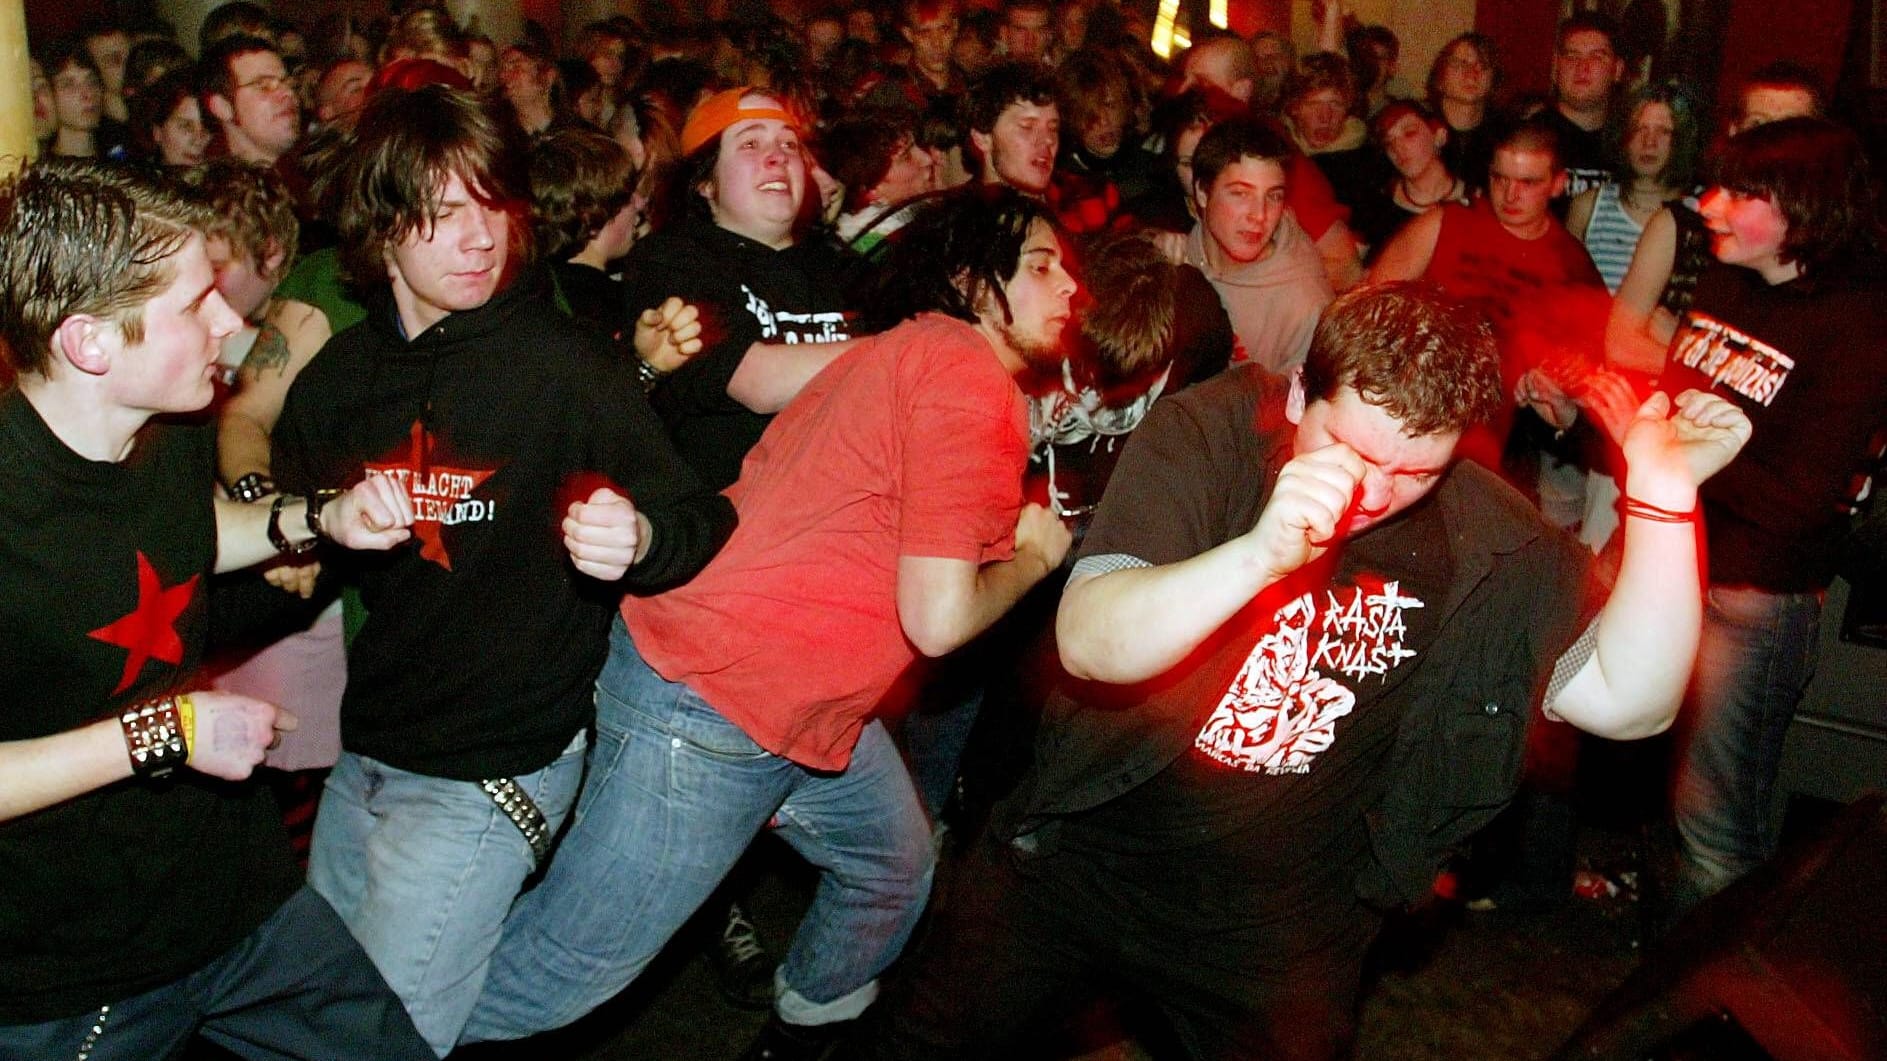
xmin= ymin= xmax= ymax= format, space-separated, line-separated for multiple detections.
xmin=243 ymin=323 xmax=292 ymax=379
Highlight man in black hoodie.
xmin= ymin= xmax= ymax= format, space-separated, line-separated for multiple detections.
xmin=271 ymin=84 xmax=734 ymax=1056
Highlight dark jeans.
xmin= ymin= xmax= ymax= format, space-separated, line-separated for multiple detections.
xmin=0 ymin=886 xmax=432 ymax=1061
xmin=1671 ymin=586 xmax=1822 ymax=919
xmin=851 ymin=828 xmax=1375 ymax=1061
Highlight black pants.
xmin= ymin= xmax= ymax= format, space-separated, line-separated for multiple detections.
xmin=852 ymin=829 xmax=1376 ymax=1061
xmin=0 ymin=887 xmax=432 ymax=1061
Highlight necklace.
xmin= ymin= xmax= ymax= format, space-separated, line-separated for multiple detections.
xmin=1397 ymin=175 xmax=1459 ymax=210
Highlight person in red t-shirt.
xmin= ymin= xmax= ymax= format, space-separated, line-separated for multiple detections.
xmin=463 ymin=188 xmax=1076 ymax=1061
xmin=1370 ymin=118 xmax=1607 ymax=512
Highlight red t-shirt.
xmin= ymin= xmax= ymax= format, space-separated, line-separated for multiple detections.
xmin=1425 ymin=199 xmax=1607 ymax=386
xmin=623 ymin=313 xmax=1028 ymax=769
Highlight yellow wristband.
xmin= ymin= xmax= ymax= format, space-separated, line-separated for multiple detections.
xmin=176 ymin=693 xmax=196 ymax=763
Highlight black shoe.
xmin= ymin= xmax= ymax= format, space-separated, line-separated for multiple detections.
xmin=709 ymin=901 xmax=777 ymax=1010
xmin=736 ymin=1014 xmax=852 ymax=1061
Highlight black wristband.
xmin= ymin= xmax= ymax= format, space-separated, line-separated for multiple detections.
xmin=634 ymin=358 xmax=668 ymax=394
xmin=268 ymin=494 xmax=319 ymax=555
xmin=306 ymin=488 xmax=341 ymax=541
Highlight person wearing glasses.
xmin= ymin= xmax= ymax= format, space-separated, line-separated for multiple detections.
xmin=201 ymin=34 xmax=301 ymax=169
xmin=1426 ymin=32 xmax=1499 ymax=192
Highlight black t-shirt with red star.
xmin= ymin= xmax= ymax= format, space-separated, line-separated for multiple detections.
xmin=0 ymin=389 xmax=298 ymax=1022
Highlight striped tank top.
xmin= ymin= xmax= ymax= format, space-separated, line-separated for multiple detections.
xmin=1583 ymin=181 xmax=1644 ymax=294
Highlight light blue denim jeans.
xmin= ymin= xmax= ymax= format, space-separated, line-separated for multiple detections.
xmin=1671 ymin=585 xmax=1821 ymax=918
xmin=461 ymin=618 xmax=935 ymax=1043
xmin=307 ymin=734 xmax=585 ymax=1057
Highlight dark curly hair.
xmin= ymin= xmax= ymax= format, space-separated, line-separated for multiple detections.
xmin=961 ymin=60 xmax=1057 ymax=138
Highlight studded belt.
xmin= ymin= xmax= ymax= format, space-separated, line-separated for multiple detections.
xmin=480 ymin=777 xmax=551 ymax=864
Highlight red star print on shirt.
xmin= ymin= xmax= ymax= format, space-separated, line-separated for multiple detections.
xmin=88 ymin=552 xmax=200 ymax=694
xmin=363 ymin=418 xmax=496 ymax=571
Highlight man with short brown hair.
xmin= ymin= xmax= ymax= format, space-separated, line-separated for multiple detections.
xmin=0 ymin=159 xmax=427 ymax=1061
xmin=201 ymin=34 xmax=300 ymax=167
xmin=852 ymin=281 xmax=1751 ymax=1061
xmin=271 ymin=83 xmax=733 ymax=1055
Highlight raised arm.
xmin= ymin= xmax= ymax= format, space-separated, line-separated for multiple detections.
xmin=1604 ymin=206 xmax=1680 ymax=375
xmin=217 ymin=299 xmax=332 ymax=487
xmin=1564 ymin=188 xmax=1598 ymax=242
xmin=1315 ymin=218 xmax=1366 ymax=292
xmin=1366 ymin=206 xmax=1442 ymax=284
xmin=1548 ymin=390 xmax=1753 ymax=738
xmin=728 ymin=338 xmax=859 ymax=413
xmin=213 ymin=474 xmax=416 ymax=574
xmin=561 ymin=358 xmax=739 ymax=588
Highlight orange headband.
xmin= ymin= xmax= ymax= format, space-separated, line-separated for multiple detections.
xmin=680 ymin=87 xmax=799 ymax=156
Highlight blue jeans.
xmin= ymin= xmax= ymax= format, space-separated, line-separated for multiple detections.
xmin=462 ymin=619 xmax=934 ymax=1043
xmin=307 ymin=737 xmax=585 ymax=1057
xmin=0 ymin=887 xmax=431 ymax=1061
xmin=905 ymin=675 xmax=984 ymax=819
xmin=1672 ymin=585 xmax=1821 ymax=917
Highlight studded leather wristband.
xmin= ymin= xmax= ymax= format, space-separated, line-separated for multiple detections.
xmin=120 ymin=696 xmax=188 ymax=780
xmin=634 ymin=357 xmax=669 ymax=394
xmin=227 ymin=471 xmax=275 ymax=504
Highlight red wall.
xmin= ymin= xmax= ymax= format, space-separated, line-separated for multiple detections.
xmin=1473 ymin=0 xmax=1854 ymax=115
xmin=1716 ymin=0 xmax=1851 ymax=121
xmin=1229 ymin=0 xmax=1291 ymax=39
xmin=1475 ymin=0 xmax=1563 ymax=103
xmin=26 ymin=0 xmax=111 ymax=47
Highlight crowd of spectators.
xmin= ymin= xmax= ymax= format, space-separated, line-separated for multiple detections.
xmin=2 ymin=1 xmax=1880 ymax=1059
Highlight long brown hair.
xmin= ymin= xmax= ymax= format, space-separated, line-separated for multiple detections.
xmin=327 ymin=83 xmax=528 ymax=287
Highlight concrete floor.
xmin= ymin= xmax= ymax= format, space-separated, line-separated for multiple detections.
xmin=446 ymin=825 xmax=1676 ymax=1061
xmin=179 ymin=809 xmax=1788 ymax=1061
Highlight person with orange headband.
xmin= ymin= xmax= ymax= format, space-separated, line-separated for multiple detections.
xmin=622 ymin=86 xmax=860 ymax=494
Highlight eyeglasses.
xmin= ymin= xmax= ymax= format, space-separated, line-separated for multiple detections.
xmin=237 ymin=73 xmax=289 ymax=95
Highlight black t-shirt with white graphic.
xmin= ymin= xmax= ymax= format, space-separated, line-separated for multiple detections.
xmin=0 ymin=390 xmax=298 ymax=1022
xmin=1541 ymin=108 xmax=1610 ymax=210
xmin=624 ymin=218 xmax=856 ymax=490
xmin=1067 ymin=492 xmax=1452 ymax=922
xmin=1662 ymin=258 xmax=1887 ymax=590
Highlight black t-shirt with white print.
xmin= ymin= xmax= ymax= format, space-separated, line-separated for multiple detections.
xmin=1068 ymin=490 xmax=1452 ymax=922
xmin=1662 ymin=257 xmax=1887 ymax=591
